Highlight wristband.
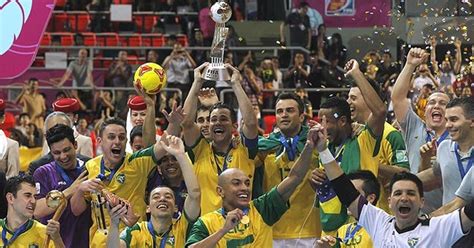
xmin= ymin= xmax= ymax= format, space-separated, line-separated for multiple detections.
xmin=319 ymin=148 xmax=335 ymax=165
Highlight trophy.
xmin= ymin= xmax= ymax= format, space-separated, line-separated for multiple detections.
xmin=202 ymin=0 xmax=232 ymax=81
xmin=44 ymin=190 xmax=67 ymax=247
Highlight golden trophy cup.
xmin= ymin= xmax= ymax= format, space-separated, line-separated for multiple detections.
xmin=44 ymin=190 xmax=67 ymax=247
xmin=202 ymin=0 xmax=232 ymax=81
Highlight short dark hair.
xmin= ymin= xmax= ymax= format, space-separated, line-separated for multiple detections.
xmin=5 ymin=175 xmax=35 ymax=198
xmin=147 ymin=186 xmax=175 ymax=204
xmin=19 ymin=113 xmax=30 ymax=120
xmin=319 ymin=96 xmax=352 ymax=121
xmin=28 ymin=78 xmax=38 ymax=84
xmin=276 ymin=92 xmax=305 ymax=115
xmin=46 ymin=124 xmax=75 ymax=148
xmin=347 ymin=170 xmax=381 ymax=205
xmin=446 ymin=96 xmax=474 ymax=119
xmin=130 ymin=125 xmax=143 ymax=145
xmin=209 ymin=103 xmax=237 ymax=123
xmin=389 ymin=172 xmax=424 ymax=197
xmin=99 ymin=117 xmax=126 ymax=137
xmin=351 ymin=78 xmax=386 ymax=102
xmin=300 ymin=1 xmax=309 ymax=8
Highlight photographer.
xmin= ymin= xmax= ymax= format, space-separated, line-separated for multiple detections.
xmin=163 ymin=43 xmax=197 ymax=101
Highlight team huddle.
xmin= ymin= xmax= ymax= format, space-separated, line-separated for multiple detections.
xmin=1 ymin=49 xmax=474 ymax=248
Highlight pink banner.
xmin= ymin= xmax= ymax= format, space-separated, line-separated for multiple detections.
xmin=294 ymin=0 xmax=391 ymax=27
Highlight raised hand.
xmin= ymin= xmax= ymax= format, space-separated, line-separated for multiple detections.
xmin=344 ymin=59 xmax=360 ymax=78
xmin=315 ymin=235 xmax=338 ymax=248
xmin=162 ymin=102 xmax=186 ymax=125
xmin=225 ymin=63 xmax=242 ymax=86
xmin=159 ymin=135 xmax=185 ymax=157
xmin=198 ymin=87 xmax=219 ymax=107
xmin=429 ymin=36 xmax=437 ymax=47
xmin=194 ymin=62 xmax=209 ymax=83
xmin=134 ymin=84 xmax=156 ymax=106
xmin=406 ymin=48 xmax=429 ymax=67
xmin=64 ymin=170 xmax=88 ymax=198
xmin=454 ymin=37 xmax=462 ymax=48
xmin=222 ymin=208 xmax=244 ymax=233
xmin=107 ymin=202 xmax=128 ymax=226
xmin=420 ymin=139 xmax=437 ymax=161
xmin=46 ymin=219 xmax=62 ymax=241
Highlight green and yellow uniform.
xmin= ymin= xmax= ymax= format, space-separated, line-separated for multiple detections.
xmin=187 ymin=135 xmax=258 ymax=215
xmin=0 ymin=219 xmax=53 ymax=247
xmin=376 ymin=122 xmax=409 ymax=212
xmin=319 ymin=126 xmax=381 ymax=234
xmin=186 ymin=187 xmax=288 ymax=247
xmin=120 ymin=213 xmax=191 ymax=247
xmin=85 ymin=146 xmax=158 ymax=247
xmin=257 ymin=126 xmax=321 ymax=239
xmin=335 ymin=222 xmax=372 ymax=248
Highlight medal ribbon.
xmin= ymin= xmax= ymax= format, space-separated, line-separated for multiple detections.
xmin=279 ymin=135 xmax=299 ymax=161
xmin=147 ymin=221 xmax=172 ymax=248
xmin=454 ymin=143 xmax=474 ymax=179
xmin=343 ymin=223 xmax=362 ymax=244
xmin=1 ymin=220 xmax=30 ymax=246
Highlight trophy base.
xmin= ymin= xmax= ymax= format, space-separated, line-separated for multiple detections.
xmin=203 ymin=65 xmax=230 ymax=81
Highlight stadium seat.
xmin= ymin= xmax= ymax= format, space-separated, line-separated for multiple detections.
xmin=96 ymin=33 xmax=120 ymax=46
xmin=55 ymin=0 xmax=67 ymax=9
xmin=142 ymin=34 xmax=165 ymax=47
xmin=40 ymin=33 xmax=52 ymax=46
xmin=51 ymin=13 xmax=68 ymax=32
xmin=120 ymin=34 xmax=142 ymax=47
xmin=175 ymin=34 xmax=189 ymax=47
xmin=52 ymin=32 xmax=75 ymax=46
xmin=113 ymin=0 xmax=134 ymax=3
xmin=263 ymin=115 xmax=276 ymax=134
xmin=134 ymin=15 xmax=157 ymax=33
xmin=127 ymin=55 xmax=140 ymax=65
xmin=68 ymin=12 xmax=91 ymax=32
xmin=82 ymin=33 xmax=97 ymax=46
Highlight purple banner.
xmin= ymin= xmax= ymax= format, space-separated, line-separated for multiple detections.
xmin=294 ymin=0 xmax=391 ymax=27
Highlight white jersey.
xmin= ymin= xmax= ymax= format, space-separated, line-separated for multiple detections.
xmin=359 ymin=203 xmax=467 ymax=247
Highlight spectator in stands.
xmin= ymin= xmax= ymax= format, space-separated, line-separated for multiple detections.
xmin=430 ymin=36 xmax=462 ymax=87
xmin=307 ymin=52 xmax=324 ymax=107
xmin=158 ymin=35 xmax=178 ymax=64
xmin=240 ymin=62 xmax=263 ymax=108
xmin=190 ymin=29 xmax=209 ymax=65
xmin=272 ymin=56 xmax=283 ymax=91
xmin=258 ymin=57 xmax=277 ymax=109
xmin=55 ymin=49 xmax=94 ymax=89
xmin=15 ymin=113 xmax=30 ymax=137
xmin=76 ymin=117 xmax=97 ymax=156
xmin=198 ymin=1 xmax=215 ymax=45
xmin=94 ymin=90 xmax=115 ymax=121
xmin=15 ymin=78 xmax=46 ymax=131
xmin=412 ymin=63 xmax=439 ymax=100
xmin=33 ymin=124 xmax=91 ymax=248
xmin=326 ymin=33 xmax=347 ymax=67
xmin=163 ymin=43 xmax=197 ymax=101
xmin=300 ymin=1 xmax=323 ymax=48
xmin=107 ymin=50 xmax=132 ymax=117
xmin=377 ymin=50 xmax=399 ymax=87
xmin=284 ymin=51 xmax=310 ymax=89
xmin=146 ymin=50 xmax=159 ymax=64
xmin=25 ymin=123 xmax=43 ymax=148
xmin=321 ymin=53 xmax=344 ymax=88
xmin=280 ymin=3 xmax=311 ymax=50
xmin=315 ymin=24 xmax=329 ymax=57
xmin=0 ymin=99 xmax=20 ymax=179
xmin=87 ymin=0 xmax=109 ymax=32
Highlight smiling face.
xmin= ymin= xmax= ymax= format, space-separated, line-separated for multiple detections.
xmin=131 ymin=110 xmax=147 ymax=127
xmin=445 ymin=106 xmax=474 ymax=143
xmin=148 ymin=187 xmax=176 ymax=219
xmin=388 ymin=180 xmax=424 ymax=229
xmin=50 ymin=138 xmax=77 ymax=170
xmin=218 ymin=169 xmax=251 ymax=209
xmin=318 ymin=108 xmax=347 ymax=144
xmin=130 ymin=135 xmax=143 ymax=152
xmin=7 ymin=183 xmax=37 ymax=220
xmin=98 ymin=124 xmax=127 ymax=167
xmin=347 ymin=87 xmax=370 ymax=124
xmin=275 ymin=99 xmax=304 ymax=137
xmin=209 ymin=108 xmax=235 ymax=144
xmin=196 ymin=109 xmax=211 ymax=140
xmin=424 ymin=93 xmax=449 ymax=130
xmin=158 ymin=155 xmax=182 ymax=182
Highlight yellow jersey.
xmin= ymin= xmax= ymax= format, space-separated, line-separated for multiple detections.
xmin=376 ymin=122 xmax=409 ymax=213
xmin=336 ymin=222 xmax=373 ymax=248
xmin=85 ymin=146 xmax=158 ymax=247
xmin=0 ymin=219 xmax=54 ymax=247
xmin=187 ymin=136 xmax=258 ymax=215
xmin=186 ymin=187 xmax=288 ymax=247
xmin=258 ymin=150 xmax=321 ymax=239
xmin=119 ymin=213 xmax=190 ymax=248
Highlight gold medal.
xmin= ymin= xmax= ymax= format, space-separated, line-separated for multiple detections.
xmin=241 ymin=215 xmax=250 ymax=225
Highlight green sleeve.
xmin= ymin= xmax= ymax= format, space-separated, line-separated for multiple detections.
xmin=185 ymin=219 xmax=210 ymax=247
xmin=119 ymin=224 xmax=141 ymax=248
xmin=128 ymin=145 xmax=159 ymax=164
xmin=386 ymin=131 xmax=410 ymax=169
xmin=253 ymin=187 xmax=289 ymax=226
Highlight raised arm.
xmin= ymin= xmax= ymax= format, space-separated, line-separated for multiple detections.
xmin=182 ymin=63 xmax=209 ymax=146
xmin=226 ymin=64 xmax=258 ymax=139
xmin=392 ymin=48 xmax=428 ymax=122
xmin=430 ymin=37 xmax=439 ymax=74
xmin=135 ymin=87 xmax=157 ymax=147
xmin=314 ymin=116 xmax=364 ymax=219
xmin=106 ymin=204 xmax=128 ymax=248
xmin=454 ymin=38 xmax=462 ymax=74
xmin=159 ymin=135 xmax=201 ymax=221
xmin=431 ymin=196 xmax=467 ymax=217
xmin=276 ymin=127 xmax=317 ymax=201
xmin=345 ymin=59 xmax=386 ymax=136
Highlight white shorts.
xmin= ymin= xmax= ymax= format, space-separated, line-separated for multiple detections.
xmin=273 ymin=238 xmax=317 ymax=248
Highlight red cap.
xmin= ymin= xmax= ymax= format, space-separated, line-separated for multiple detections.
xmin=0 ymin=99 xmax=5 ymax=111
xmin=52 ymin=98 xmax=80 ymax=113
xmin=127 ymin=96 xmax=146 ymax=111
